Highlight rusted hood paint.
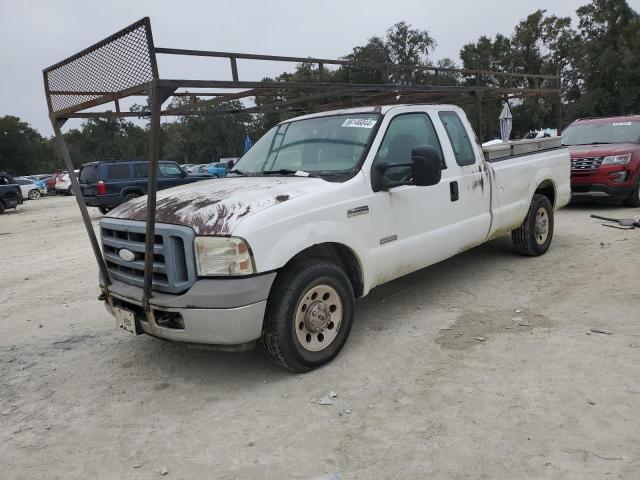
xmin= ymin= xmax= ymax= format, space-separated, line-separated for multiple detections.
xmin=106 ymin=176 xmax=330 ymax=235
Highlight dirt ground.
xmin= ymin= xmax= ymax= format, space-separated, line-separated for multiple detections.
xmin=1 ymin=195 xmax=639 ymax=480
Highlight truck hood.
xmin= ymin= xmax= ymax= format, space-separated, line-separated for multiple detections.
xmin=568 ymin=143 xmax=640 ymax=157
xmin=106 ymin=176 xmax=331 ymax=235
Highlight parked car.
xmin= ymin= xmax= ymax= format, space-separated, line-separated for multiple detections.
xmin=563 ymin=115 xmax=640 ymax=207
xmin=0 ymin=172 xmax=22 ymax=214
xmin=14 ymin=177 xmax=44 ymax=200
xmin=55 ymin=170 xmax=79 ymax=195
xmin=79 ymin=159 xmax=210 ymax=214
xmin=49 ymin=171 xmax=66 ymax=194
xmin=99 ymin=105 xmax=570 ymax=372
xmin=206 ymin=162 xmax=228 ymax=177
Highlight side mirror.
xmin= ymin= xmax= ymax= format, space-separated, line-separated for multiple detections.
xmin=372 ymin=145 xmax=442 ymax=192
xmin=411 ymin=145 xmax=442 ymax=187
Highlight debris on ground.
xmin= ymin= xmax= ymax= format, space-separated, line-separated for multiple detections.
xmin=590 ymin=328 xmax=614 ymax=335
xmin=587 ymin=399 xmax=596 ymax=405
xmin=312 ymin=396 xmax=334 ymax=406
xmin=592 ymin=214 xmax=640 ymax=229
xmin=328 ymin=391 xmax=338 ymax=398
xmin=475 ymin=336 xmax=486 ymax=341
xmin=160 ymin=466 xmax=168 ymax=476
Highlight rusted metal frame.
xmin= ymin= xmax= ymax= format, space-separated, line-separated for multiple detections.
xmin=162 ymin=88 xmax=265 ymax=115
xmin=50 ymin=118 xmax=112 ymax=289
xmin=230 ymin=56 xmax=239 ymax=82
xmin=142 ymin=83 xmax=176 ymax=326
xmin=49 ymin=83 xmax=150 ymax=119
xmin=154 ymin=46 xmax=557 ymax=83
xmin=44 ymin=18 xmax=151 ymax=77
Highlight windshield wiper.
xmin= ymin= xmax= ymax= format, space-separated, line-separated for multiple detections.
xmin=262 ymin=169 xmax=315 ymax=177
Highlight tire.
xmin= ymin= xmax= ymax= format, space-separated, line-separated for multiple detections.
xmin=261 ymin=258 xmax=355 ymax=372
xmin=623 ymin=177 xmax=640 ymax=208
xmin=67 ymin=186 xmax=74 ymax=196
xmin=512 ymin=194 xmax=554 ymax=256
xmin=98 ymin=207 xmax=111 ymax=215
xmin=28 ymin=189 xmax=41 ymax=200
xmin=122 ymin=193 xmax=140 ymax=203
xmin=0 ymin=202 xmax=4 ymax=214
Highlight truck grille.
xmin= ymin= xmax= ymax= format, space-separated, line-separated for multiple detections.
xmin=100 ymin=218 xmax=196 ymax=294
xmin=571 ymin=157 xmax=603 ymax=171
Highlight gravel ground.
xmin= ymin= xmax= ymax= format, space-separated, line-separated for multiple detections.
xmin=1 ymin=195 xmax=639 ymax=480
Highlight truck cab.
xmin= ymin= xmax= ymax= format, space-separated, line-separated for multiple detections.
xmin=101 ymin=105 xmax=570 ymax=372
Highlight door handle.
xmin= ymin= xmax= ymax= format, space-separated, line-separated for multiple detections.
xmin=450 ymin=181 xmax=459 ymax=202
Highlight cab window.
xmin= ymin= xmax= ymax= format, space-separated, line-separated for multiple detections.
xmin=374 ymin=113 xmax=444 ymax=182
xmin=439 ymin=111 xmax=476 ymax=166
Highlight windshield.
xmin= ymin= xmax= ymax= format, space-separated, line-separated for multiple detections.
xmin=231 ymin=113 xmax=380 ymax=177
xmin=562 ymin=121 xmax=640 ymax=146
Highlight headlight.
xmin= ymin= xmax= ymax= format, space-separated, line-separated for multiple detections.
xmin=601 ymin=153 xmax=631 ymax=165
xmin=194 ymin=237 xmax=254 ymax=276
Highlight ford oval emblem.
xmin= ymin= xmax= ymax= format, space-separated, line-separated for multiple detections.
xmin=118 ymin=248 xmax=136 ymax=262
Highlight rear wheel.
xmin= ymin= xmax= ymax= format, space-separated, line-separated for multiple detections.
xmin=512 ymin=194 xmax=554 ymax=256
xmin=623 ymin=177 xmax=640 ymax=208
xmin=67 ymin=186 xmax=74 ymax=196
xmin=261 ymin=259 xmax=355 ymax=372
xmin=28 ymin=189 xmax=41 ymax=200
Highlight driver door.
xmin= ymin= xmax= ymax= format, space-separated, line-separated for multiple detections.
xmin=369 ymin=112 xmax=458 ymax=285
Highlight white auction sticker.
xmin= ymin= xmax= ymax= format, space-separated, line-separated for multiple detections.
xmin=342 ymin=118 xmax=377 ymax=129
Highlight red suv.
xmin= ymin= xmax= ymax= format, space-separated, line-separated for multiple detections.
xmin=562 ymin=116 xmax=640 ymax=207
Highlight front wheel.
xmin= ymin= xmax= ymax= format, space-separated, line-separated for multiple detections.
xmin=512 ymin=194 xmax=554 ymax=256
xmin=261 ymin=259 xmax=355 ymax=372
xmin=623 ymin=177 xmax=640 ymax=208
xmin=28 ymin=189 xmax=41 ymax=200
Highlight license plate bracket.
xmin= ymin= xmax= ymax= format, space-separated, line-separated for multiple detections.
xmin=113 ymin=306 xmax=139 ymax=335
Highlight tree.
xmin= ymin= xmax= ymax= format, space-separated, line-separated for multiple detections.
xmin=572 ymin=0 xmax=640 ymax=116
xmin=0 ymin=116 xmax=58 ymax=175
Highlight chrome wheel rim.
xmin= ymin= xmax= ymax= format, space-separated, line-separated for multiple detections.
xmin=535 ymin=207 xmax=549 ymax=245
xmin=294 ymin=284 xmax=343 ymax=352
xmin=28 ymin=190 xmax=40 ymax=199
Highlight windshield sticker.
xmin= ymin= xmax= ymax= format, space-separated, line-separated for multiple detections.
xmin=612 ymin=122 xmax=632 ymax=126
xmin=342 ymin=118 xmax=377 ymax=129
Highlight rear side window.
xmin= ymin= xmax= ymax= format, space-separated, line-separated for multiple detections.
xmin=439 ymin=111 xmax=476 ymax=166
xmin=79 ymin=165 xmax=98 ymax=183
xmin=133 ymin=163 xmax=149 ymax=178
xmin=107 ymin=164 xmax=131 ymax=180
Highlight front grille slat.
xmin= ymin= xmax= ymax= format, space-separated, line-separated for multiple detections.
xmin=571 ymin=157 xmax=603 ymax=171
xmin=103 ymin=252 xmax=167 ymax=273
xmin=100 ymin=219 xmax=196 ymax=294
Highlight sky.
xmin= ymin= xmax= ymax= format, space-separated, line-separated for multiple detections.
xmin=0 ymin=0 xmax=621 ymax=136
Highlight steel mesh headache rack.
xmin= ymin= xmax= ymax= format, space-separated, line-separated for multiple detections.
xmin=43 ymin=17 xmax=561 ymax=330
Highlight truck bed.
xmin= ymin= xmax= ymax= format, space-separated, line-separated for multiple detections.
xmin=486 ymin=144 xmax=571 ymax=240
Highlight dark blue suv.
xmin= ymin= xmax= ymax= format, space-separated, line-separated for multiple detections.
xmin=79 ymin=160 xmax=209 ymax=214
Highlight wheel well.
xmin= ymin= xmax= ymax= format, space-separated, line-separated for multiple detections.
xmin=535 ymin=180 xmax=556 ymax=208
xmin=121 ymin=188 xmax=143 ymax=199
xmin=284 ymin=243 xmax=364 ymax=298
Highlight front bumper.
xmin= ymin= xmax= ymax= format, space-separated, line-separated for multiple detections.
xmin=84 ymin=194 xmax=120 ymax=208
xmin=103 ymin=273 xmax=276 ymax=346
xmin=571 ymin=183 xmax=634 ymax=198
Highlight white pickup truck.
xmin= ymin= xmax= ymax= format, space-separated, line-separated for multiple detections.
xmin=101 ymin=104 xmax=570 ymax=372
